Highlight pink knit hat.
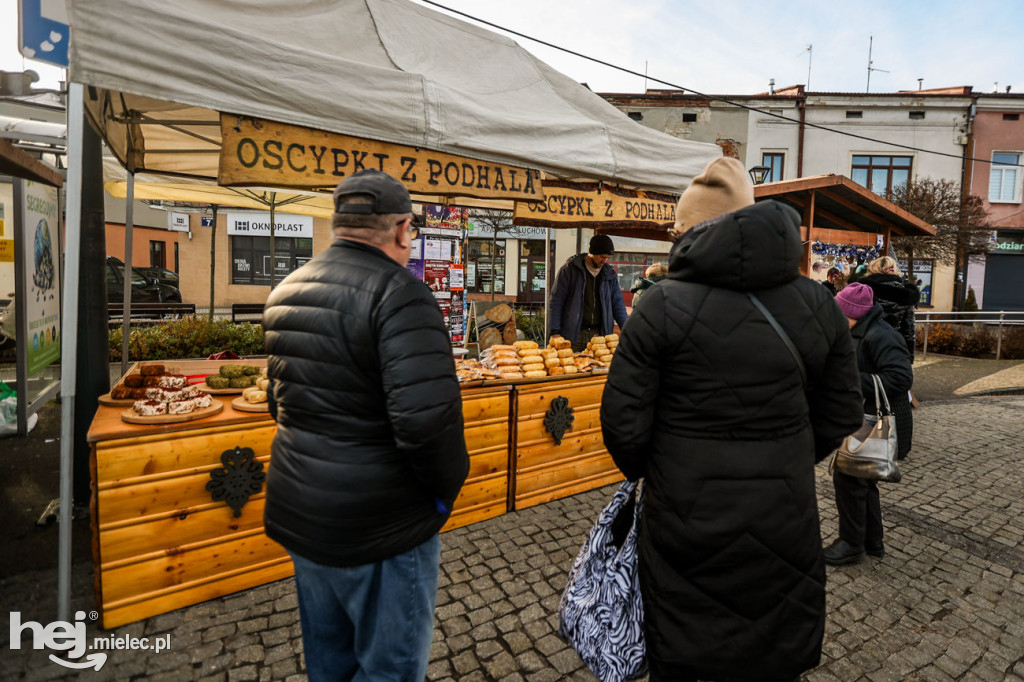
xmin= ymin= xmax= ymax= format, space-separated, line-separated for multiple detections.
xmin=835 ymin=282 xmax=874 ymax=320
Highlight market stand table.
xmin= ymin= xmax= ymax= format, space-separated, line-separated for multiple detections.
xmin=88 ymin=372 xmax=619 ymax=628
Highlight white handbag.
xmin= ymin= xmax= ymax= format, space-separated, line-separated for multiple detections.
xmin=830 ymin=374 xmax=901 ymax=482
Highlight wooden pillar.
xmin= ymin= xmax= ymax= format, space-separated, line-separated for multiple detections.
xmin=799 ymin=190 xmax=816 ymax=276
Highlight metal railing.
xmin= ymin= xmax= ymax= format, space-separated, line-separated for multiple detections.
xmin=916 ymin=310 xmax=1024 ymax=360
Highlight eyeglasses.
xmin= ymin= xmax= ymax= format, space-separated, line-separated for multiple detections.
xmin=406 ymin=217 xmax=419 ymax=240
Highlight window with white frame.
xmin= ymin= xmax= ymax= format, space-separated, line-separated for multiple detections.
xmin=989 ymin=152 xmax=1022 ymax=203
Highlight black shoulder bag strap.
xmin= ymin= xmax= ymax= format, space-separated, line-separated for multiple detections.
xmin=746 ymin=292 xmax=807 ymax=387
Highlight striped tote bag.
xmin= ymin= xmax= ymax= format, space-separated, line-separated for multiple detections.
xmin=558 ymin=480 xmax=646 ymax=682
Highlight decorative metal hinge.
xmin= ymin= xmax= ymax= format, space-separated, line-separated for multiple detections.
xmin=206 ymin=446 xmax=266 ymax=517
xmin=544 ymin=396 xmax=575 ymax=446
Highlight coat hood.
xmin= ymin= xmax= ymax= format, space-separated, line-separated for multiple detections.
xmin=860 ymin=273 xmax=920 ymax=307
xmin=668 ymin=200 xmax=803 ymax=291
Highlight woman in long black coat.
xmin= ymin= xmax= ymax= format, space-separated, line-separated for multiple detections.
xmin=601 ymin=157 xmax=864 ymax=682
xmin=823 ymin=282 xmax=913 ymax=566
xmin=860 ymin=256 xmax=919 ymax=459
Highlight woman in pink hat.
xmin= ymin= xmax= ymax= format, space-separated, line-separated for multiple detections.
xmin=825 ymin=282 xmax=913 ymax=566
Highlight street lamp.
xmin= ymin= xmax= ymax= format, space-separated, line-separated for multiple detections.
xmin=748 ymin=165 xmax=772 ymax=185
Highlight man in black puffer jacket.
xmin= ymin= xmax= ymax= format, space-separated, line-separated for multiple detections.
xmin=263 ymin=170 xmax=469 ymax=682
xmin=601 ymin=157 xmax=864 ymax=682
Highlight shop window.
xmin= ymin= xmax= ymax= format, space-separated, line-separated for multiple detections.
xmin=761 ymin=152 xmax=785 ymax=182
xmin=609 ymin=252 xmax=669 ymax=300
xmin=851 ymin=154 xmax=913 ymax=196
xmin=897 ymin=258 xmax=934 ymax=307
xmin=230 ymin=236 xmax=312 ymax=285
xmin=149 ymin=240 xmax=165 ymax=268
xmin=518 ymin=239 xmax=548 ymax=302
xmin=466 ymin=238 xmax=506 ymax=294
xmin=989 ymin=152 xmax=1022 ymax=203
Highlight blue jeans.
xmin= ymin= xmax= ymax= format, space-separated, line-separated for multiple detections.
xmin=289 ymin=535 xmax=441 ymax=682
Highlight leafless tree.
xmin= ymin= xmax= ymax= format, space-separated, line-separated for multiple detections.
xmin=889 ymin=178 xmax=991 ymax=290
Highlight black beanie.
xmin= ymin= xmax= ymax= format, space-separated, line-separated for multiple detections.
xmin=589 ymin=234 xmax=615 ymax=255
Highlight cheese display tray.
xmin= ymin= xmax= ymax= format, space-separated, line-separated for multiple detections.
xmin=98 ymin=392 xmax=135 ymax=407
xmin=231 ymin=396 xmax=269 ymax=413
xmin=120 ymin=401 xmax=224 ymax=424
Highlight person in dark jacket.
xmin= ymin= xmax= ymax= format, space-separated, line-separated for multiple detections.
xmin=601 ymin=157 xmax=864 ymax=682
xmin=823 ymin=283 xmax=913 ymax=566
xmin=822 ymin=266 xmax=843 ymax=296
xmin=548 ymin=234 xmax=629 ymax=351
xmin=630 ymin=262 xmax=668 ymax=307
xmin=860 ymin=256 xmax=919 ymax=459
xmin=262 ymin=170 xmax=469 ymax=682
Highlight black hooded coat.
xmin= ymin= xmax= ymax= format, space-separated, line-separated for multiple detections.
xmin=601 ymin=201 xmax=864 ymax=681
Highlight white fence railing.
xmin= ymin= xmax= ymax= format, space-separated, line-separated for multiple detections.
xmin=915 ymin=310 xmax=1024 ymax=360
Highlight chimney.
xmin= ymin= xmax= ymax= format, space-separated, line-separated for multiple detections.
xmin=1007 ymin=85 xmax=1012 ymax=93
xmin=917 ymin=78 xmax=923 ymax=90
xmin=0 ymin=70 xmax=40 ymax=96
xmin=769 ymin=78 xmax=775 ymax=96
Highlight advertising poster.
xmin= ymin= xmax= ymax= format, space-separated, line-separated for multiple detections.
xmin=449 ymin=264 xmax=464 ymax=291
xmin=424 ymin=260 xmax=450 ymax=294
xmin=19 ymin=181 xmax=61 ymax=376
xmin=449 ymin=290 xmax=465 ymax=343
xmin=424 ymin=205 xmax=467 ymax=235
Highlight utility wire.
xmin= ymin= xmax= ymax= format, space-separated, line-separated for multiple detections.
xmin=420 ymin=0 xmax=1023 ymax=169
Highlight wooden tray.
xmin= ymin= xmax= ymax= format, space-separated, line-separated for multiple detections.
xmin=98 ymin=392 xmax=135 ymax=407
xmin=197 ymin=383 xmax=245 ymax=395
xmin=231 ymin=396 xmax=269 ymax=413
xmin=120 ymin=401 xmax=224 ymax=424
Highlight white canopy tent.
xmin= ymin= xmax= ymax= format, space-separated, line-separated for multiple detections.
xmin=68 ymin=0 xmax=720 ymax=194
xmin=58 ymin=0 xmax=723 ymax=618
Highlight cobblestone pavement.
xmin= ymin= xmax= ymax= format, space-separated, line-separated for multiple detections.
xmin=3 ymin=395 xmax=1023 ymax=681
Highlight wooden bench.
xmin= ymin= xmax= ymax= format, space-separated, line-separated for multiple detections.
xmin=108 ymin=303 xmax=196 ymax=327
xmin=231 ymin=303 xmax=265 ymax=324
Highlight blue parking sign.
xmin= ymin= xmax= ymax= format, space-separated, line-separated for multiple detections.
xmin=18 ymin=0 xmax=70 ymax=67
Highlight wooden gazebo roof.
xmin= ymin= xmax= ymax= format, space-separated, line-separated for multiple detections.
xmin=754 ymin=174 xmax=934 ymax=238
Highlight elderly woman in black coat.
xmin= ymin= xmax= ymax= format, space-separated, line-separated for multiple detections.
xmin=823 ymin=282 xmax=913 ymax=566
xmin=601 ymin=157 xmax=864 ymax=682
xmin=860 ymin=256 xmax=919 ymax=459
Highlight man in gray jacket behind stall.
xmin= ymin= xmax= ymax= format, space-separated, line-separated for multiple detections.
xmin=262 ymin=169 xmax=469 ymax=681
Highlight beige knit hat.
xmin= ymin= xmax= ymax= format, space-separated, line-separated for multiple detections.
xmin=672 ymin=157 xmax=755 ymax=235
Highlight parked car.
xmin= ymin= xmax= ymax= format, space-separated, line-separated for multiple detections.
xmin=106 ymin=257 xmax=183 ymax=303
xmin=137 ymin=266 xmax=180 ymax=289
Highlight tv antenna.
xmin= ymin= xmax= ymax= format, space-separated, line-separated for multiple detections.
xmin=866 ymin=35 xmax=888 ymax=92
xmin=797 ymin=44 xmax=812 ymax=90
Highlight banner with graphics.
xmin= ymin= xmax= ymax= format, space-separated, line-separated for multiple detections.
xmin=219 ymin=116 xmax=542 ymax=203
xmin=19 ymin=180 xmax=61 ymax=375
xmin=513 ymin=180 xmax=678 ymax=231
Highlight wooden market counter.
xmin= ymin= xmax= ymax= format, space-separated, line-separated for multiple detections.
xmin=88 ymin=373 xmax=619 ymax=628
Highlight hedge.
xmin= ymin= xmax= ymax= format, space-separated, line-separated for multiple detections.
xmin=109 ymin=317 xmax=265 ymax=362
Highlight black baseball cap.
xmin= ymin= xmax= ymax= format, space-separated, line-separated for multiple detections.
xmin=333 ymin=170 xmax=413 ymax=215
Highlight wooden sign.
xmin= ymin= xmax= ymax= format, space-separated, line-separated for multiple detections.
xmin=513 ymin=180 xmax=678 ymax=230
xmin=219 ymin=115 xmax=542 ymax=202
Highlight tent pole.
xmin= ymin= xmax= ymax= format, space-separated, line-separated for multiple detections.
xmin=57 ymin=83 xmax=85 ymax=622
xmin=120 ymin=172 xmax=135 ymax=376
xmin=269 ymin=193 xmax=277 ymax=288
xmin=544 ymin=228 xmax=552 ymax=345
xmin=209 ymin=204 xmax=218 ymax=320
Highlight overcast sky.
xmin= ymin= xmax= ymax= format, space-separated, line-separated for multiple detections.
xmin=2 ymin=0 xmax=1023 ymax=95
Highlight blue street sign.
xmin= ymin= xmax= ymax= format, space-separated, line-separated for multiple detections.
xmin=201 ymin=217 xmax=215 ymax=227
xmin=18 ymin=0 xmax=70 ymax=67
